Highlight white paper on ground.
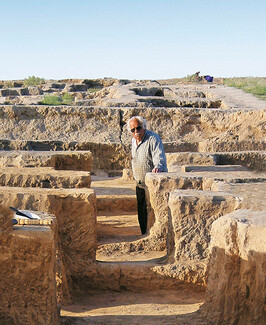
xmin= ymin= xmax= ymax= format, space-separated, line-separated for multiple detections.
xmin=14 ymin=210 xmax=41 ymax=220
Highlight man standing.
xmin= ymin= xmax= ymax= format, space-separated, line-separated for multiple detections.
xmin=128 ymin=116 xmax=168 ymax=235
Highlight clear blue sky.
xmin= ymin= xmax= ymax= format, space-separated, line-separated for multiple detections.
xmin=1 ymin=0 xmax=266 ymax=80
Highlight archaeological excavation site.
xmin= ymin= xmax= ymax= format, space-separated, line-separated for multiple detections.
xmin=0 ymin=78 xmax=265 ymax=325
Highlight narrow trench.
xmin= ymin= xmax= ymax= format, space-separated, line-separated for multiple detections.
xmin=90 ymin=111 xmax=148 ymax=262
xmin=91 ymin=174 xmax=138 ymax=262
xmin=91 ymin=174 xmax=166 ymax=263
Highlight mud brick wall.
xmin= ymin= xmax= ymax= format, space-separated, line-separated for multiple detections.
xmin=215 ymin=151 xmax=266 ymax=172
xmin=166 ymin=152 xmax=217 ymax=172
xmin=0 ymin=106 xmax=265 ymax=171
xmin=0 ymin=187 xmax=97 ymax=289
xmin=201 ymin=210 xmax=266 ymax=325
xmin=0 ymin=226 xmax=59 ymax=325
xmin=0 ymin=167 xmax=91 ymax=189
xmin=0 ymin=204 xmax=13 ymax=233
xmin=167 ymin=190 xmax=241 ymax=263
xmin=145 ymin=173 xmax=204 ymax=251
xmin=0 ymin=141 xmax=130 ymax=171
xmin=147 ymin=190 xmax=241 ymax=287
xmin=0 ymin=150 xmax=93 ymax=171
xmin=166 ymin=151 xmax=266 ymax=172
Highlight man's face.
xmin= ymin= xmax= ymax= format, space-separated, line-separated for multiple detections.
xmin=129 ymin=118 xmax=145 ymax=142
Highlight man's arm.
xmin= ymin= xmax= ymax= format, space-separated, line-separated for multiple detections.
xmin=150 ymin=135 xmax=168 ymax=173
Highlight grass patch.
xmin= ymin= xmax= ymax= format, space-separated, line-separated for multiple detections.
xmin=40 ymin=93 xmax=74 ymax=105
xmin=24 ymin=76 xmax=45 ymax=86
xmin=88 ymin=88 xmax=101 ymax=93
xmin=222 ymin=77 xmax=266 ymax=100
xmin=40 ymin=95 xmax=62 ymax=105
xmin=61 ymin=93 xmax=74 ymax=105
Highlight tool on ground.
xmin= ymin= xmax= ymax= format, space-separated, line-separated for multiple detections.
xmin=9 ymin=207 xmax=35 ymax=220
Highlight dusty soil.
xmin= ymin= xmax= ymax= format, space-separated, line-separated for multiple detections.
xmin=97 ymin=213 xmax=140 ymax=243
xmin=61 ymin=289 xmax=208 ymax=325
xmin=91 ymin=176 xmax=136 ymax=196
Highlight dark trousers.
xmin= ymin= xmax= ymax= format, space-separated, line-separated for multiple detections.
xmin=136 ymin=186 xmax=147 ymax=235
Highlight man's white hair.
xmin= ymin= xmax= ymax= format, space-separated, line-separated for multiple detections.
xmin=127 ymin=116 xmax=147 ymax=131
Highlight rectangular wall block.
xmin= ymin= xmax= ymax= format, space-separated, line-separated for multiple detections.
xmin=0 ymin=225 xmax=59 ymax=325
xmin=0 ymin=150 xmax=93 ymax=171
xmin=168 ymin=190 xmax=241 ymax=262
xmin=201 ymin=210 xmax=266 ymax=325
xmin=0 ymin=187 xmax=97 ymax=289
xmin=145 ymin=173 xmax=205 ymax=251
xmin=166 ymin=152 xmax=217 ymax=172
xmin=0 ymin=167 xmax=91 ymax=188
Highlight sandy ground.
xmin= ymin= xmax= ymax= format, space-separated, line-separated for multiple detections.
xmin=91 ymin=176 xmax=136 ymax=196
xmin=61 ymin=289 xmax=208 ymax=325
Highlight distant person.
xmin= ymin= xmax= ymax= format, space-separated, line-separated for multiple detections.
xmin=204 ymin=75 xmax=213 ymax=82
xmin=127 ymin=116 xmax=168 ymax=235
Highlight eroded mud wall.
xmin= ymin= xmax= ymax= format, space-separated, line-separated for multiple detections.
xmin=0 ymin=225 xmax=59 ymax=324
xmin=201 ymin=210 xmax=266 ymax=325
xmin=0 ymin=105 xmax=264 ymax=148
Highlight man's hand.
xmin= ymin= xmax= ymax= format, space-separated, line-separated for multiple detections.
xmin=152 ymin=167 xmax=162 ymax=173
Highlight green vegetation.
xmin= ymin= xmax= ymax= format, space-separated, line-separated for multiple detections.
xmin=222 ymin=77 xmax=266 ymax=100
xmin=88 ymin=88 xmax=101 ymax=93
xmin=24 ymin=76 xmax=45 ymax=86
xmin=40 ymin=93 xmax=74 ymax=105
xmin=40 ymin=95 xmax=62 ymax=105
xmin=60 ymin=92 xmax=74 ymax=104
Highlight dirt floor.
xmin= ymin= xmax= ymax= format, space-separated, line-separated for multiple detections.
xmin=91 ymin=175 xmax=136 ymax=196
xmin=61 ymin=289 xmax=208 ymax=325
